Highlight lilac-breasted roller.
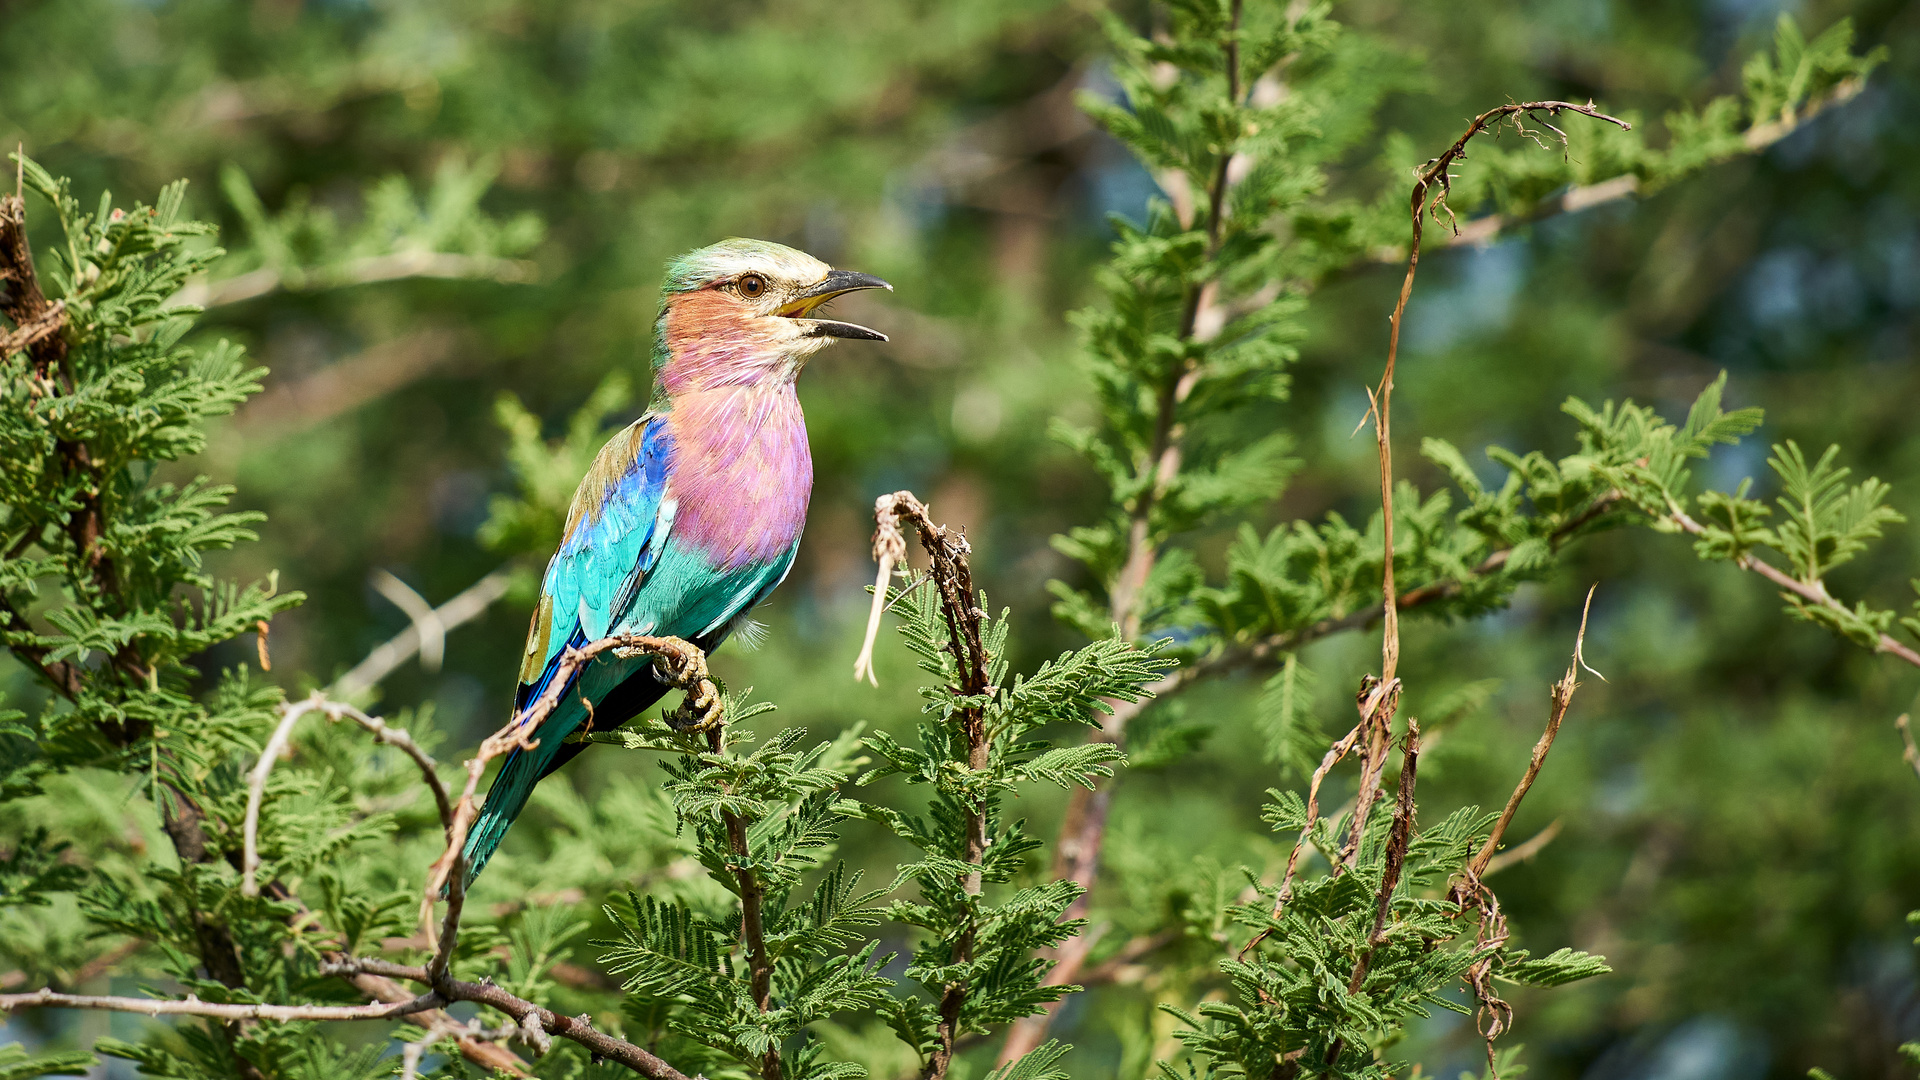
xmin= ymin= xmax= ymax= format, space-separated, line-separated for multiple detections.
xmin=462 ymin=238 xmax=890 ymax=883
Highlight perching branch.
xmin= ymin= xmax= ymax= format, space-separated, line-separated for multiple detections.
xmin=122 ymin=634 xmax=722 ymax=1080
xmin=423 ymin=632 xmax=718 ymax=978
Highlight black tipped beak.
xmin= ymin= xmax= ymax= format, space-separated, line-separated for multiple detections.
xmin=791 ymin=269 xmax=892 ymax=303
xmin=783 ymin=269 xmax=891 ymax=341
xmin=804 ymin=320 xmax=888 ymax=342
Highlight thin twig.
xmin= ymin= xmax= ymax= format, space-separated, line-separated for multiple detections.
xmin=1663 ymin=502 xmax=1920 ymax=670
xmin=1443 ymin=590 xmax=1598 ymax=1080
xmin=371 ymin=569 xmax=449 ymax=674
xmin=1359 ymin=78 xmax=1862 ymax=266
xmin=1482 ymin=818 xmax=1563 ymax=876
xmin=321 ymin=959 xmax=691 ymax=1080
xmin=331 ymin=566 xmax=514 ymax=698
xmin=173 ymin=250 xmax=536 ymax=310
xmin=400 ymin=1017 xmax=524 ymax=1080
xmin=242 ymin=692 xmax=455 ymax=897
xmin=0 ymin=987 xmax=441 ymax=1022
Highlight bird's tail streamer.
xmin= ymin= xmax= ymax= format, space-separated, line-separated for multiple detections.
xmin=460 ymin=747 xmax=541 ymax=886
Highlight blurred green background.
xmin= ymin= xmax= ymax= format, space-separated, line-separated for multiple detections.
xmin=5 ymin=0 xmax=1920 ymax=1077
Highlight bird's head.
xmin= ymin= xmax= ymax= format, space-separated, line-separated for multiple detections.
xmin=653 ymin=238 xmax=891 ymax=394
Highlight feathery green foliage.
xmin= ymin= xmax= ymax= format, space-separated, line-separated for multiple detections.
xmin=2 ymin=1 xmax=1914 ymax=1078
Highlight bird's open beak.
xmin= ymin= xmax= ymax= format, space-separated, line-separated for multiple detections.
xmin=780 ymin=269 xmax=891 ymax=341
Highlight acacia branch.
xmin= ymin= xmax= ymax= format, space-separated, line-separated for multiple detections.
xmin=2 ymin=190 xmax=124 ymax=692
xmin=321 ymin=959 xmax=693 ymax=1080
xmin=0 ymin=987 xmax=441 ymax=1023
xmin=243 ymin=692 xmax=455 ymax=897
xmin=866 ymin=492 xmax=992 ymax=1080
xmin=1109 ymin=0 xmax=1244 ymax=640
xmin=66 ymin=635 xmax=720 ymax=1080
xmin=1663 ymin=503 xmax=1920 ymax=670
xmin=1359 ymin=77 xmax=1866 ymax=268
xmin=999 ymin=14 xmax=1250 ymax=1062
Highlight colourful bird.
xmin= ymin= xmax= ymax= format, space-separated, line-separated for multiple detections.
xmin=461 ymin=238 xmax=890 ymax=884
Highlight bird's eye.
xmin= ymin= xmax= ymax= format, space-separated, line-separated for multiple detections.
xmin=736 ymin=274 xmax=767 ymax=299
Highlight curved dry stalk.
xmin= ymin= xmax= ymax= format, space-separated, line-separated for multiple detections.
xmin=243 ymin=692 xmax=455 ymax=897
xmin=1467 ymin=586 xmax=1596 ymax=879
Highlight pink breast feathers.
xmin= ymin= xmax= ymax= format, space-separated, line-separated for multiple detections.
xmin=666 ymin=384 xmax=814 ymax=570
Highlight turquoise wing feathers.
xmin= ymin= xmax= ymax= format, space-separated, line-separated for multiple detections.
xmin=517 ymin=412 xmax=676 ymax=696
xmin=463 ymin=411 xmax=801 ymax=883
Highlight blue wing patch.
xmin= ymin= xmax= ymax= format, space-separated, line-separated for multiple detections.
xmin=514 ymin=413 xmax=676 ymax=717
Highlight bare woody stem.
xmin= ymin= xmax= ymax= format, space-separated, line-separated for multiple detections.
xmin=1465 ymin=586 xmax=1596 ymax=881
xmin=0 ymin=988 xmax=442 ymax=1023
xmin=868 ymin=492 xmax=992 ymax=1080
xmin=10 ymin=635 xmax=722 ymax=1080
xmin=323 ymin=959 xmax=695 ymax=1080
